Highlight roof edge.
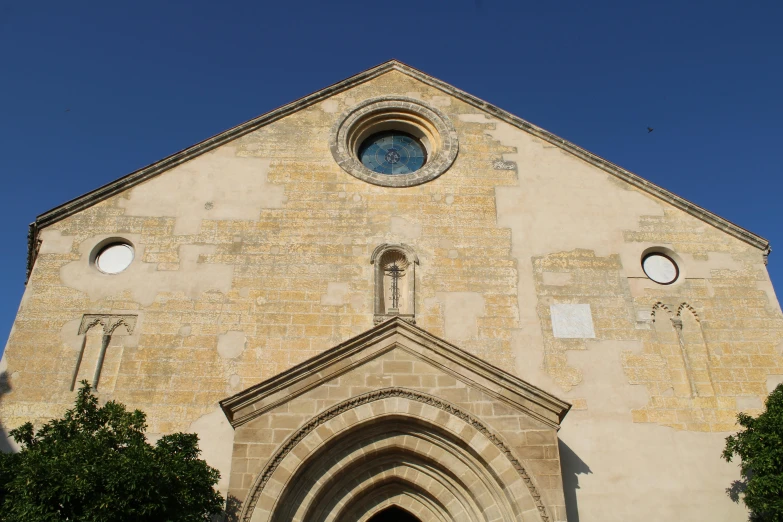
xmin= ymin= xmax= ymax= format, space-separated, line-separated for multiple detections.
xmin=390 ymin=62 xmax=770 ymax=254
xmin=25 ymin=59 xmax=770 ymax=281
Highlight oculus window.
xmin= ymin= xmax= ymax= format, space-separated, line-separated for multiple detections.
xmin=358 ymin=131 xmax=427 ymax=175
xmin=642 ymin=253 xmax=679 ymax=285
xmin=95 ymin=243 xmax=134 ymax=274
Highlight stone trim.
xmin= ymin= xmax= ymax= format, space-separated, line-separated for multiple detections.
xmin=239 ymin=387 xmax=551 ymax=522
xmin=329 ymin=97 xmax=458 ymax=187
xmin=72 ymin=314 xmax=137 ymax=392
xmin=77 ymin=314 xmax=137 ymax=335
xmin=220 ymin=317 xmax=571 ymax=429
xmin=370 ymin=243 xmax=419 ymax=265
xmin=25 ymin=60 xmax=768 ymax=282
xmin=373 ymin=314 xmax=415 ymax=325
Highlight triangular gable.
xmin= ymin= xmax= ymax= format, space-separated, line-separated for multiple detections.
xmin=25 ymin=60 xmax=769 ymax=280
xmin=220 ymin=317 xmax=571 ymax=430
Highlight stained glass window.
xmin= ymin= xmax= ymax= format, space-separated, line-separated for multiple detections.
xmin=358 ymin=131 xmax=427 ymax=175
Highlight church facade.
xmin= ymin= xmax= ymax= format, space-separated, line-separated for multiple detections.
xmin=2 ymin=61 xmax=782 ymax=521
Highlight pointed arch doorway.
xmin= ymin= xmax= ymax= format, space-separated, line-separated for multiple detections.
xmin=220 ymin=319 xmax=571 ymax=522
xmin=367 ymin=506 xmax=421 ymax=522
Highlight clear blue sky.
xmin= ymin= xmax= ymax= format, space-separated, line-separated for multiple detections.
xmin=1 ymin=1 xmax=781 ymax=347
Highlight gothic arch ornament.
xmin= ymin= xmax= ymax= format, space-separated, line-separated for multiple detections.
xmin=650 ymin=301 xmax=672 ymax=322
xmin=78 ymin=314 xmax=137 ymax=336
xmin=676 ymin=302 xmax=700 ymax=321
xmin=354 ymin=486 xmax=447 ymax=522
xmin=72 ymin=314 xmax=137 ymax=391
xmin=240 ymin=388 xmax=552 ymax=522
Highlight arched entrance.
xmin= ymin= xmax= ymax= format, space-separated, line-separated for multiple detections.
xmin=220 ymin=319 xmax=571 ymax=522
xmin=367 ymin=506 xmax=421 ymax=522
xmin=240 ymin=390 xmax=551 ymax=522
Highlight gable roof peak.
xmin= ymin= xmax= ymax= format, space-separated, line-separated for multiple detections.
xmin=24 ymin=60 xmax=769 ymax=281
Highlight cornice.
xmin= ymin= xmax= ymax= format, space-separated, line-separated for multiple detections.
xmin=220 ymin=317 xmax=571 ymax=430
xmin=25 ymin=59 xmax=770 ymax=281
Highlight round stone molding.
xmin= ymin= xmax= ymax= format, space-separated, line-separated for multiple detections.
xmin=330 ymin=97 xmax=459 ymax=187
xmin=640 ymin=246 xmax=683 ymax=285
xmin=642 ymin=252 xmax=679 ymax=285
xmin=91 ymin=239 xmax=135 ymax=274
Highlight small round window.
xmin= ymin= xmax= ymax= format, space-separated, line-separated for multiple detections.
xmin=95 ymin=243 xmax=134 ymax=274
xmin=642 ymin=253 xmax=679 ymax=285
xmin=358 ymin=131 xmax=427 ymax=175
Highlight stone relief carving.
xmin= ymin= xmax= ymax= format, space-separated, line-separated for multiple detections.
xmin=78 ymin=314 xmax=137 ymax=336
xmin=72 ymin=314 xmax=137 ymax=391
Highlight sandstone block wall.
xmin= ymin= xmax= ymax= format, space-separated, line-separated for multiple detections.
xmin=1 ymin=67 xmax=781 ymax=521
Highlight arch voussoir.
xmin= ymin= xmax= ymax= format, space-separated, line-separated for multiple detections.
xmin=239 ymin=388 xmax=553 ymax=522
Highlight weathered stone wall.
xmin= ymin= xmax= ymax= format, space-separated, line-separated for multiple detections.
xmin=2 ymin=68 xmax=782 ymax=520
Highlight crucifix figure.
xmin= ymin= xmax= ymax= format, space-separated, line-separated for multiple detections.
xmin=385 ymin=262 xmax=405 ymax=314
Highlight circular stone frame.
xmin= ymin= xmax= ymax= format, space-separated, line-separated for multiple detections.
xmin=640 ymin=248 xmax=681 ymax=285
xmin=90 ymin=238 xmax=136 ymax=275
xmin=330 ymin=97 xmax=459 ymax=187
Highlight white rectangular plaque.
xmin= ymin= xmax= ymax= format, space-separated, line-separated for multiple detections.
xmin=550 ymin=303 xmax=596 ymax=339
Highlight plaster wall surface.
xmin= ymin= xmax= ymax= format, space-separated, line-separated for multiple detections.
xmin=2 ymin=69 xmax=782 ymax=521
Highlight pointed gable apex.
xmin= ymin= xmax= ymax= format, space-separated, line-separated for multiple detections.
xmin=219 ymin=317 xmax=571 ymax=430
xmin=26 ymin=59 xmax=769 ymax=280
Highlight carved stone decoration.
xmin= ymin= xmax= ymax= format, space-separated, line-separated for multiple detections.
xmin=78 ymin=314 xmax=137 ymax=336
xmin=240 ymin=388 xmax=552 ymax=522
xmin=72 ymin=314 xmax=137 ymax=391
xmin=675 ymin=303 xmax=715 ymax=397
xmin=330 ymin=96 xmax=459 ymax=188
xmin=371 ymin=244 xmax=418 ymax=323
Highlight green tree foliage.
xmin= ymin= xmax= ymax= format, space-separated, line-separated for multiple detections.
xmin=0 ymin=382 xmax=224 ymax=522
xmin=723 ymin=383 xmax=783 ymax=521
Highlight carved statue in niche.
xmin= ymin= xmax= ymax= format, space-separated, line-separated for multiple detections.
xmin=371 ymin=244 xmax=418 ymax=324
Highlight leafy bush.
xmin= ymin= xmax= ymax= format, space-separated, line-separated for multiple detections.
xmin=723 ymin=383 xmax=783 ymax=521
xmin=0 ymin=382 xmax=224 ymax=522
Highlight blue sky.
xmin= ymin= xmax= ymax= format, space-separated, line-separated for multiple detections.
xmin=1 ymin=1 xmax=781 ymax=346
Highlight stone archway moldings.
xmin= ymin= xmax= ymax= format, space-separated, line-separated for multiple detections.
xmin=239 ymin=387 xmax=552 ymax=522
xmin=318 ymin=461 xmax=470 ymax=522
xmin=356 ymin=488 xmax=446 ymax=522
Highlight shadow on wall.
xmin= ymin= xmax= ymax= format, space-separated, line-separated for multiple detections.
xmin=726 ymin=472 xmax=749 ymax=508
xmin=0 ymin=372 xmax=12 ymax=453
xmin=222 ymin=494 xmax=242 ymax=522
xmin=559 ymin=439 xmax=592 ymax=522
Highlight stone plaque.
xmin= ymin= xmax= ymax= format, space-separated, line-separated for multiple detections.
xmin=550 ymin=304 xmax=595 ymax=339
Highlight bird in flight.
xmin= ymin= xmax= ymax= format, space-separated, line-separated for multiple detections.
xmin=647 ymin=127 xmax=654 ymax=133
xmin=65 ymin=109 xmax=70 ymax=112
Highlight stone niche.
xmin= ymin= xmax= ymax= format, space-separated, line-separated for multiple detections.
xmin=371 ymin=244 xmax=418 ymax=325
xmin=220 ymin=318 xmax=571 ymax=522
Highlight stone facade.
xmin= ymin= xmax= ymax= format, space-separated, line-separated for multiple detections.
xmin=221 ymin=319 xmax=569 ymax=522
xmin=2 ymin=61 xmax=782 ymax=521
